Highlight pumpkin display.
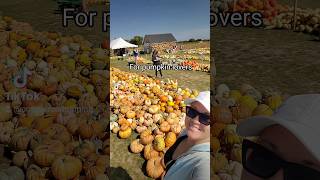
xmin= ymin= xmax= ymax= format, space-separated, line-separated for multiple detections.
xmin=51 ymin=155 xmax=82 ymax=180
xmin=146 ymin=157 xmax=164 ymax=179
xmin=0 ymin=16 xmax=112 ymax=179
xmin=130 ymin=139 xmax=144 ymax=153
xmin=210 ymin=84 xmax=286 ymax=178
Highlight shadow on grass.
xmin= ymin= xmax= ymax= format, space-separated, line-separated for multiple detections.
xmin=110 ymin=167 xmax=133 ymax=180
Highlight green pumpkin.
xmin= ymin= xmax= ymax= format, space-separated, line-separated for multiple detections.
xmin=110 ymin=114 xmax=118 ymax=122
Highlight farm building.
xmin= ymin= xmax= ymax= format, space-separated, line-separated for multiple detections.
xmin=143 ymin=33 xmax=177 ymax=53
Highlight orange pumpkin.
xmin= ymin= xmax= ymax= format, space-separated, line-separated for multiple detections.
xmin=160 ymin=95 xmax=168 ymax=102
xmin=130 ymin=139 xmax=144 ymax=153
xmin=144 ymin=144 xmax=159 ymax=160
xmin=34 ymin=140 xmax=65 ymax=167
xmin=140 ymin=129 xmax=154 ymax=145
xmin=146 ymin=157 xmax=164 ymax=179
xmin=51 ymin=155 xmax=82 ymax=180
xmin=32 ymin=115 xmax=55 ymax=133
xmin=160 ymin=121 xmax=170 ymax=133
xmin=165 ymin=132 xmax=176 ymax=148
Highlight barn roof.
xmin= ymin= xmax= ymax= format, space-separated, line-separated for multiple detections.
xmin=143 ymin=33 xmax=177 ymax=44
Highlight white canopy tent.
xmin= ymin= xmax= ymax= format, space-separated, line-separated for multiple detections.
xmin=110 ymin=37 xmax=138 ymax=49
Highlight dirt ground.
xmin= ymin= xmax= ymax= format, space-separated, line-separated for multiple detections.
xmin=212 ymin=27 xmax=320 ymax=96
xmin=211 ymin=0 xmax=320 ymax=95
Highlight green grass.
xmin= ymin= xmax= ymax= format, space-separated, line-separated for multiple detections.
xmin=110 ymin=58 xmax=210 ymax=91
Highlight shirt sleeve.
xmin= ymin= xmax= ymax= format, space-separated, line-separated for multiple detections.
xmin=191 ymin=156 xmax=210 ymax=180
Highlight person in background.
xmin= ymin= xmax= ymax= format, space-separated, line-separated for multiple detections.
xmin=163 ymin=91 xmax=210 ymax=180
xmin=237 ymin=94 xmax=320 ymax=180
xmin=133 ymin=49 xmax=139 ymax=65
xmin=152 ymin=49 xmax=163 ymax=78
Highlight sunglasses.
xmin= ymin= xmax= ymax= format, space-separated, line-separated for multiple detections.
xmin=242 ymin=139 xmax=320 ymax=180
xmin=186 ymin=106 xmax=210 ymax=126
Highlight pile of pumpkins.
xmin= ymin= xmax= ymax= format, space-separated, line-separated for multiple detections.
xmin=110 ymin=68 xmax=200 ymax=179
xmin=179 ymin=60 xmax=210 ymax=73
xmin=0 ymin=16 xmax=109 ymax=179
xmin=211 ymin=83 xmax=284 ymax=180
xmin=265 ymin=7 xmax=320 ymax=35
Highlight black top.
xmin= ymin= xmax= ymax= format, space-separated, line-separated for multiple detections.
xmin=164 ymin=135 xmax=188 ymax=173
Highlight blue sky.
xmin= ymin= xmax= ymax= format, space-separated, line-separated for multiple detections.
xmin=111 ymin=0 xmax=209 ymax=41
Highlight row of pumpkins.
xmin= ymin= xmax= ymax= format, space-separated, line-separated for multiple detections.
xmin=179 ymin=60 xmax=210 ymax=73
xmin=110 ymin=68 xmax=200 ymax=179
xmin=211 ymin=83 xmax=284 ymax=180
xmin=265 ymin=7 xmax=320 ymax=35
xmin=0 ymin=16 xmax=110 ymax=179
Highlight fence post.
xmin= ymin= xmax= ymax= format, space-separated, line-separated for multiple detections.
xmin=293 ymin=0 xmax=298 ymax=31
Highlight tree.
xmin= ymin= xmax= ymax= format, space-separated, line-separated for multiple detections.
xmin=188 ymin=38 xmax=196 ymax=42
xmin=130 ymin=36 xmax=143 ymax=45
xmin=197 ymin=38 xmax=202 ymax=41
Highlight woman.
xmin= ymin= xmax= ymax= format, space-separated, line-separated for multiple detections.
xmin=133 ymin=49 xmax=139 ymax=65
xmin=163 ymin=91 xmax=210 ymax=180
xmin=237 ymin=94 xmax=320 ymax=180
xmin=152 ymin=50 xmax=163 ymax=78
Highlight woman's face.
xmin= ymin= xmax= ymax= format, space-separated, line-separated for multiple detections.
xmin=242 ymin=125 xmax=320 ymax=180
xmin=185 ymin=101 xmax=210 ymax=143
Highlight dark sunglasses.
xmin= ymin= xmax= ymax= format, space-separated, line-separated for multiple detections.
xmin=186 ymin=106 xmax=210 ymax=126
xmin=242 ymin=139 xmax=320 ymax=180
